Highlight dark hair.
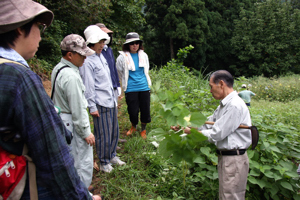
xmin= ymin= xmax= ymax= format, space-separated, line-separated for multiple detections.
xmin=87 ymin=43 xmax=95 ymax=48
xmin=122 ymin=41 xmax=144 ymax=52
xmin=0 ymin=19 xmax=36 ymax=49
xmin=210 ymin=70 xmax=234 ymax=88
xmin=61 ymin=50 xmax=70 ymax=56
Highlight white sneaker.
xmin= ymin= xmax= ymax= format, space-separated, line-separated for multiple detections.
xmin=100 ymin=163 xmax=114 ymax=173
xmin=110 ymin=156 xmax=126 ymax=166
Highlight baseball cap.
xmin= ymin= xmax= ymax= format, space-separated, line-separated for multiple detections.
xmin=60 ymin=34 xmax=95 ymax=56
xmin=95 ymin=23 xmax=113 ymax=34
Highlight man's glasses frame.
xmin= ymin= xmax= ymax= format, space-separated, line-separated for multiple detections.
xmin=37 ymin=22 xmax=47 ymax=33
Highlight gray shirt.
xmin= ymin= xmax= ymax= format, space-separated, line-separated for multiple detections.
xmin=201 ymin=91 xmax=252 ymax=150
xmin=80 ymin=53 xmax=116 ymax=113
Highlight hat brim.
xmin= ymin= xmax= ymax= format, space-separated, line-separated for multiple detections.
xmin=0 ymin=0 xmax=54 ymax=34
xmin=100 ymin=27 xmax=113 ymax=34
xmin=75 ymin=47 xmax=95 ymax=57
xmin=124 ymin=38 xmax=143 ymax=45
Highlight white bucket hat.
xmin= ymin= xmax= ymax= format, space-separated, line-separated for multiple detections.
xmin=242 ymin=84 xmax=247 ymax=88
xmin=84 ymin=25 xmax=110 ymax=45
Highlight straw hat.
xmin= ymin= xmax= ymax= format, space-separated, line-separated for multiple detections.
xmin=0 ymin=0 xmax=54 ymax=34
xmin=84 ymin=25 xmax=110 ymax=45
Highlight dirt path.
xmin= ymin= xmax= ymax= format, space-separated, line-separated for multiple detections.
xmin=43 ymin=79 xmax=52 ymax=97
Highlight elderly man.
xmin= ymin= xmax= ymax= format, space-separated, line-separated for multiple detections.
xmin=0 ymin=0 xmax=101 ymax=199
xmin=177 ymin=70 xmax=251 ymax=200
xmin=51 ymin=34 xmax=95 ymax=190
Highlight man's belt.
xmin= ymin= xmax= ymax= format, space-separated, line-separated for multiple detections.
xmin=216 ymin=149 xmax=246 ymax=156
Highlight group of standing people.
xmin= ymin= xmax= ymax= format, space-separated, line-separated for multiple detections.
xmin=50 ymin=15 xmax=153 ymax=196
xmin=0 ymin=0 xmax=151 ymax=199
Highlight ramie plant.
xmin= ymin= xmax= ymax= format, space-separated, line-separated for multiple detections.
xmin=148 ymin=47 xmax=300 ymax=199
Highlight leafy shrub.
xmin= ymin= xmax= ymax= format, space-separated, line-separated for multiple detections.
xmin=148 ymin=46 xmax=300 ymax=199
xmin=249 ymin=74 xmax=300 ymax=102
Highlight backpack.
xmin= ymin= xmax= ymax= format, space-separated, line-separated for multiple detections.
xmin=0 ymin=58 xmax=38 ymax=200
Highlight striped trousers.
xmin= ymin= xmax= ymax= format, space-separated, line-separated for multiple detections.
xmin=93 ymin=105 xmax=119 ymax=165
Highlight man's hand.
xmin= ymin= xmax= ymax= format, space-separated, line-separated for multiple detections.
xmin=90 ymin=110 xmax=99 ymax=117
xmin=85 ymin=133 xmax=95 ymax=146
xmin=170 ymin=126 xmax=191 ymax=134
xmin=92 ymin=195 xmax=102 ymax=200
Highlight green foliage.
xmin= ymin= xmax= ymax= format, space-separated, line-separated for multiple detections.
xmin=231 ymin=0 xmax=300 ymax=77
xmin=247 ymin=74 xmax=300 ymax=102
xmin=144 ymin=0 xmax=209 ymax=70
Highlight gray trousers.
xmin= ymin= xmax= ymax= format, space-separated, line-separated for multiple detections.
xmin=218 ymin=153 xmax=249 ymax=200
xmin=60 ymin=113 xmax=93 ymax=188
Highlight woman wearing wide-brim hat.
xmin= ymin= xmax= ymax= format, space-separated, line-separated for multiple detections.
xmin=116 ymin=32 xmax=152 ymax=139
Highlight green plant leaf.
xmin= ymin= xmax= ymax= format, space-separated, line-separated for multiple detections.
xmin=193 ymin=156 xmax=206 ymax=164
xmin=200 ymin=147 xmax=211 ymax=157
xmin=280 ymin=182 xmax=294 ymax=192
xmin=189 ymin=112 xmax=207 ymax=127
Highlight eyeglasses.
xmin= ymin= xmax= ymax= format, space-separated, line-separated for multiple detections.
xmin=37 ymin=22 xmax=47 ymax=33
xmin=129 ymin=41 xmax=140 ymax=45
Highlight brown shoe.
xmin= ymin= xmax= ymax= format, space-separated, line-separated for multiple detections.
xmin=126 ymin=126 xmax=137 ymax=136
xmin=140 ymin=130 xmax=147 ymax=139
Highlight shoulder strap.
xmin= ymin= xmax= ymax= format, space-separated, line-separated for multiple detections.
xmin=51 ymin=65 xmax=70 ymax=100
xmin=0 ymin=58 xmax=27 ymax=68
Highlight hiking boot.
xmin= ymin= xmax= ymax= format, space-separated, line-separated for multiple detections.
xmin=140 ymin=130 xmax=147 ymax=139
xmin=100 ymin=163 xmax=114 ymax=173
xmin=110 ymin=156 xmax=126 ymax=166
xmin=126 ymin=126 xmax=137 ymax=136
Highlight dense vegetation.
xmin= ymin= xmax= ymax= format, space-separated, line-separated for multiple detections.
xmin=33 ymin=0 xmax=300 ymax=77
xmin=88 ymin=47 xmax=300 ymax=199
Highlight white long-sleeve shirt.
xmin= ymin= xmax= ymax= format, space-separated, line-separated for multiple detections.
xmin=201 ymin=91 xmax=252 ymax=150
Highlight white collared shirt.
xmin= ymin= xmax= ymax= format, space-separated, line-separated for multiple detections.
xmin=201 ymin=91 xmax=252 ymax=150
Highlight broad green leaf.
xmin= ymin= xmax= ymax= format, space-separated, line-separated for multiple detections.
xmin=165 ymin=101 xmax=174 ymax=110
xmin=193 ymin=156 xmax=205 ymax=164
xmin=249 ymin=160 xmax=260 ymax=169
xmin=158 ymin=137 xmax=173 ymax=158
xmin=256 ymin=178 xmax=267 ymax=189
xmin=280 ymin=182 xmax=294 ymax=192
xmin=177 ymin=116 xmax=188 ymax=127
xmin=148 ymin=128 xmax=167 ymax=138
xmin=212 ymin=171 xmax=218 ymax=180
xmin=268 ymin=145 xmax=282 ymax=153
xmin=284 ymin=171 xmax=300 ymax=178
xmin=188 ymin=129 xmax=208 ymax=142
xmin=172 ymin=107 xmax=181 ymax=116
xmin=279 ymin=160 xmax=294 ymax=171
xmin=248 ymin=176 xmax=257 ymax=184
xmin=166 ymin=114 xmax=177 ymax=127
xmin=247 ymin=150 xmax=254 ymax=159
xmin=249 ymin=169 xmax=261 ymax=177
xmin=200 ymin=147 xmax=211 ymax=157
xmin=263 ymin=170 xmax=274 ymax=179
xmin=263 ymin=141 xmax=270 ymax=148
xmin=189 ymin=112 xmax=207 ymax=127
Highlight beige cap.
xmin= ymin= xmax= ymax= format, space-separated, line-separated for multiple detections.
xmin=0 ymin=0 xmax=54 ymax=34
xmin=95 ymin=23 xmax=113 ymax=34
xmin=60 ymin=34 xmax=95 ymax=56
